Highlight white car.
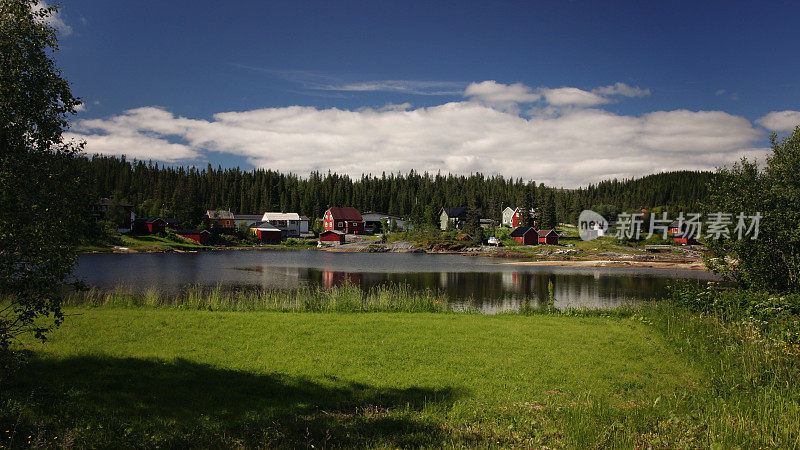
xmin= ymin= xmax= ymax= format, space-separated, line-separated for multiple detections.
xmin=487 ymin=236 xmax=500 ymax=246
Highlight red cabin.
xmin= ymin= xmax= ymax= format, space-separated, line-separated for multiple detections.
xmin=250 ymin=222 xmax=282 ymax=244
xmin=175 ymin=229 xmax=211 ymax=245
xmin=132 ymin=218 xmax=166 ymax=234
xmin=204 ymin=210 xmax=235 ymax=229
xmin=323 ymin=207 xmax=365 ymax=234
xmin=510 ymin=226 xmax=538 ymax=245
xmin=319 ymin=230 xmax=346 ymax=244
xmin=537 ymin=229 xmax=559 ymax=245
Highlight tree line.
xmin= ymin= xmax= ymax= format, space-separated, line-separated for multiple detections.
xmin=76 ymin=154 xmax=717 ymax=228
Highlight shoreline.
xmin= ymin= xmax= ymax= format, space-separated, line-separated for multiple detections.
xmin=498 ymin=259 xmax=708 ymax=271
xmin=80 ymin=244 xmax=709 ymax=271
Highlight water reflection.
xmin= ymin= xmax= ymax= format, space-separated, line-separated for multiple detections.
xmin=74 ymin=250 xmax=717 ymax=311
xmin=310 ymin=268 xmax=668 ymax=311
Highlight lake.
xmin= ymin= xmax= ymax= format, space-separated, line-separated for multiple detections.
xmin=74 ymin=250 xmax=717 ymax=312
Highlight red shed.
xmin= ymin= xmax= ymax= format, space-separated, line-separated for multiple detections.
xmin=319 ymin=230 xmax=346 ymax=244
xmin=175 ymin=229 xmax=211 ymax=245
xmin=323 ymin=207 xmax=365 ymax=234
xmin=537 ymin=229 xmax=559 ymax=245
xmin=510 ymin=226 xmax=538 ymax=245
xmin=250 ymin=221 xmax=282 ymax=244
xmin=133 ymin=218 xmax=166 ymax=234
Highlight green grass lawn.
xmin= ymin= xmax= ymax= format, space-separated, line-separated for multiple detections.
xmin=2 ymin=309 xmax=702 ymax=448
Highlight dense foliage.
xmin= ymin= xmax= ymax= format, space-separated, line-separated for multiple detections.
xmin=76 ymin=154 xmax=716 ymax=227
xmin=0 ymin=1 xmax=86 ymax=355
xmin=705 ymin=127 xmax=800 ymax=292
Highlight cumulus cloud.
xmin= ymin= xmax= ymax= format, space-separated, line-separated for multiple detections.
xmin=539 ymin=87 xmax=608 ymax=107
xmin=466 ymin=81 xmax=649 ymax=110
xmin=756 ymin=110 xmax=800 ymax=132
xmin=68 ymin=97 xmax=769 ymax=187
xmin=33 ymin=1 xmax=71 ymax=35
xmin=464 ymin=81 xmax=541 ymax=112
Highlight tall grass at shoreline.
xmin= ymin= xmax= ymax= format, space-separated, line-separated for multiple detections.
xmin=63 ymin=283 xmax=460 ymax=313
xmin=61 ymin=283 xmax=637 ymax=316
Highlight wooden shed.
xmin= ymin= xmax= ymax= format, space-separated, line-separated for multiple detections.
xmin=175 ymin=229 xmax=211 ymax=245
xmin=250 ymin=221 xmax=282 ymax=244
xmin=132 ymin=218 xmax=166 ymax=234
xmin=510 ymin=226 xmax=537 ymax=245
xmin=537 ymin=229 xmax=559 ymax=245
xmin=319 ymin=230 xmax=346 ymax=245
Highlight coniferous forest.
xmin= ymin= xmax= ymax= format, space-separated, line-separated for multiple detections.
xmin=76 ymin=155 xmax=717 ymax=227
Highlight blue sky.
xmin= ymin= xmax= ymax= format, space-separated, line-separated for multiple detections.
xmin=48 ymin=0 xmax=800 ymax=187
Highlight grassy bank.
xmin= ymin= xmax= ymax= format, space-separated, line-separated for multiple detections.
xmin=3 ymin=286 xmax=799 ymax=447
xmin=4 ymin=309 xmax=697 ymax=448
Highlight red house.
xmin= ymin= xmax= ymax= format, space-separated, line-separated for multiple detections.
xmin=319 ymin=230 xmax=346 ymax=245
xmin=250 ymin=221 xmax=282 ymax=244
xmin=510 ymin=226 xmax=538 ymax=245
xmin=323 ymin=207 xmax=365 ymax=234
xmin=132 ymin=218 xmax=166 ymax=234
xmin=204 ymin=210 xmax=235 ymax=229
xmin=537 ymin=229 xmax=559 ymax=245
xmin=175 ymin=229 xmax=211 ymax=245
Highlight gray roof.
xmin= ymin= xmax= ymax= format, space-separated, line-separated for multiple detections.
xmin=510 ymin=226 xmax=535 ymax=237
xmin=442 ymin=206 xmax=467 ymax=217
xmin=233 ymin=214 xmax=263 ymax=220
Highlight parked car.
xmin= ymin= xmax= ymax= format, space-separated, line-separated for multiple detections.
xmin=487 ymin=236 xmax=500 ymax=246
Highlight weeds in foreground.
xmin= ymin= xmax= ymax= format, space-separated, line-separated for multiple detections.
xmin=62 ymin=283 xmax=455 ymax=313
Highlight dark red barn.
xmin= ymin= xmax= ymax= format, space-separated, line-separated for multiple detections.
xmin=175 ymin=229 xmax=211 ymax=245
xmin=133 ymin=218 xmax=166 ymax=234
xmin=323 ymin=207 xmax=365 ymax=234
xmin=319 ymin=230 xmax=346 ymax=244
xmin=537 ymin=229 xmax=559 ymax=245
xmin=510 ymin=226 xmax=538 ymax=245
xmin=250 ymin=222 xmax=282 ymax=244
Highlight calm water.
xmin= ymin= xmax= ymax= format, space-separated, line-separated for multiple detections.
xmin=74 ymin=250 xmax=718 ymax=312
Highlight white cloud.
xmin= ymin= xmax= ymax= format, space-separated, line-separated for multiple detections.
xmin=756 ymin=110 xmax=800 ymax=133
xmin=592 ymin=82 xmax=650 ymax=98
xmin=68 ymin=98 xmax=769 ymax=187
xmin=464 ymin=81 xmax=541 ymax=112
xmin=466 ymin=81 xmax=649 ymax=110
xmin=539 ymin=87 xmax=608 ymax=107
xmin=33 ymin=1 xmax=71 ymax=35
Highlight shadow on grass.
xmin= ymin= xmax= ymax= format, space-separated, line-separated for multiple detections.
xmin=1 ymin=354 xmax=461 ymax=448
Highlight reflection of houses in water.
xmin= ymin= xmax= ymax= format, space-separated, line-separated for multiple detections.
xmin=322 ymin=270 xmax=363 ymax=288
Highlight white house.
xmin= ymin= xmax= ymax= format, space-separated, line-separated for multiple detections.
xmin=502 ymin=207 xmax=517 ymax=227
xmin=299 ymin=215 xmax=311 ymax=234
xmin=260 ymin=212 xmax=302 ymax=237
xmin=502 ymin=206 xmax=536 ymax=227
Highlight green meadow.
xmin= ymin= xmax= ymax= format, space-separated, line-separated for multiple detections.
xmin=3 ymin=309 xmax=692 ymax=448
xmin=3 ymin=298 xmax=797 ymax=448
